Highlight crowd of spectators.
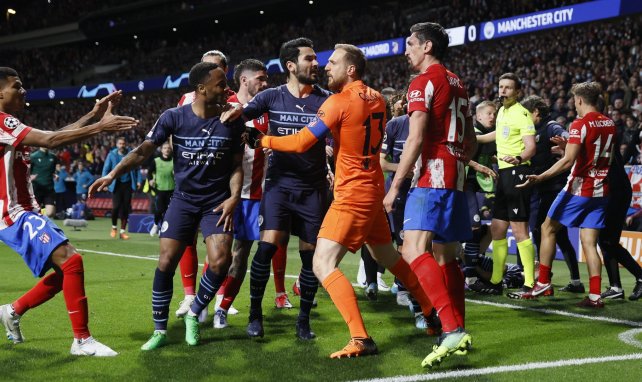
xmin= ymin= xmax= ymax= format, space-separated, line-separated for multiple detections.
xmin=10 ymin=1 xmax=642 ymax=229
xmin=5 ymin=0 xmax=583 ymax=88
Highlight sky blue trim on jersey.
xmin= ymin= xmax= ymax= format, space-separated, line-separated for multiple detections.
xmin=307 ymin=118 xmax=330 ymax=139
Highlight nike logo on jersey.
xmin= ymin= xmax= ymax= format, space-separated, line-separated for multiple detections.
xmin=68 ymin=310 xmax=80 ymax=315
xmin=295 ymin=104 xmax=305 ymax=113
xmin=403 ymin=219 xmax=412 ymax=224
xmin=183 ymin=273 xmax=195 ymax=278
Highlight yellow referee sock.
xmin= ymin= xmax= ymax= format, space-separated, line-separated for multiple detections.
xmin=517 ymin=239 xmax=536 ymax=287
xmin=490 ymin=238 xmax=508 ymax=285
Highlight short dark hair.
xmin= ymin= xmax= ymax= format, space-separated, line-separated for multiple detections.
xmin=334 ymin=43 xmax=366 ymax=78
xmin=0 ymin=67 xmax=19 ymax=83
xmin=499 ymin=73 xmax=522 ymax=89
xmin=570 ymin=81 xmax=602 ymax=106
xmin=409 ymin=22 xmax=449 ymax=60
xmin=201 ymin=50 xmax=228 ymax=70
xmin=279 ymin=37 xmax=314 ymax=71
xmin=234 ymin=59 xmax=267 ymax=88
xmin=189 ymin=62 xmax=220 ymax=90
xmin=521 ymin=95 xmax=550 ymax=118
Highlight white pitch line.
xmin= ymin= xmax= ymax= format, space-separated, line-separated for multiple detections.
xmin=464 ymin=298 xmax=642 ymax=328
xmin=619 ymin=329 xmax=642 ymax=349
xmin=78 ymin=248 xmax=299 ymax=279
xmin=80 ymin=247 xmax=642 ymax=381
xmin=349 ymin=353 xmax=642 ymax=382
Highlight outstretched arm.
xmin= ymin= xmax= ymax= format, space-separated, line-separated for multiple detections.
xmin=21 ymin=101 xmax=138 ymax=149
xmin=516 ymin=143 xmax=580 ymax=188
xmin=259 ymin=124 xmax=326 ymax=153
xmin=88 ymin=140 xmax=157 ymax=197
xmin=59 ymin=91 xmax=124 ymax=131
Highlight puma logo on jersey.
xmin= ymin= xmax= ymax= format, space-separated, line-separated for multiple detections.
xmin=295 ymin=104 xmax=305 ymax=113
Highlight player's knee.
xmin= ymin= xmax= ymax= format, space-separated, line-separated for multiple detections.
xmin=208 ymin=253 xmax=232 ymax=274
xmin=50 ymin=244 xmax=77 ymax=267
xmin=157 ymin=248 xmax=180 ymax=272
xmin=312 ymin=256 xmax=331 ymax=282
xmin=59 ymin=252 xmax=84 ymax=273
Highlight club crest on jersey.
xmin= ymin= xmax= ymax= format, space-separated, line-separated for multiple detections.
xmin=317 ymin=110 xmax=325 ymax=118
xmin=161 ymin=221 xmax=169 ymax=233
xmin=4 ymin=116 xmax=20 ymax=130
xmin=39 ymin=232 xmax=51 ymax=244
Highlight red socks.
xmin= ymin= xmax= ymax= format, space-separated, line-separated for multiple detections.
xmin=442 ymin=261 xmax=465 ymax=328
xmin=409 ymin=253 xmax=459 ymax=332
xmin=589 ymin=275 xmax=601 ymax=297
xmin=60 ymin=254 xmax=90 ymax=339
xmin=539 ymin=264 xmax=552 ymax=284
xmin=219 ymin=276 xmax=243 ymax=311
xmin=179 ymin=245 xmax=198 ymax=295
xmin=272 ymin=245 xmax=287 ymax=294
xmin=388 ymin=257 xmax=433 ymax=316
xmin=12 ymin=271 xmax=63 ymax=316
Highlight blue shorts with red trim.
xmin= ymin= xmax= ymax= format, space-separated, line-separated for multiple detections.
xmin=403 ymin=187 xmax=472 ymax=243
xmin=234 ymin=199 xmax=260 ymax=241
xmin=547 ymin=191 xmax=607 ymax=229
xmin=0 ymin=212 xmax=68 ymax=277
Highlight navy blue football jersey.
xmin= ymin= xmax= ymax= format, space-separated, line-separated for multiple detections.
xmin=146 ymin=105 xmax=244 ymax=205
xmin=382 ymin=114 xmax=411 ymax=192
xmin=243 ymin=84 xmax=330 ymax=189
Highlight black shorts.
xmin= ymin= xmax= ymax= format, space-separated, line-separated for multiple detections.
xmin=33 ymin=184 xmax=55 ymax=207
xmin=259 ymin=183 xmax=328 ymax=245
xmin=493 ymin=165 xmax=532 ymax=222
xmin=599 ymin=183 xmax=632 ymax=242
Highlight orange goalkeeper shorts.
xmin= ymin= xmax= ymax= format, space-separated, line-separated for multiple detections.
xmin=318 ymin=202 xmax=392 ymax=252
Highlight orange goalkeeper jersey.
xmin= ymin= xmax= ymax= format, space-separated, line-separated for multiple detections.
xmin=261 ymin=80 xmax=387 ymax=205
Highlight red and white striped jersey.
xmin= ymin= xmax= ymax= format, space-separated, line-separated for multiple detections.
xmin=227 ymin=94 xmax=269 ymax=200
xmin=177 ymin=89 xmax=236 ymax=107
xmin=0 ymin=112 xmax=38 ymax=229
xmin=406 ymin=64 xmax=470 ymax=191
xmin=177 ymin=91 xmax=195 ymax=107
xmin=565 ymin=111 xmax=615 ymax=198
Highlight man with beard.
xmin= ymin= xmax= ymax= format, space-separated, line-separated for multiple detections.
xmin=223 ymin=37 xmax=330 ymax=340
xmin=246 ymin=43 xmax=435 ymax=358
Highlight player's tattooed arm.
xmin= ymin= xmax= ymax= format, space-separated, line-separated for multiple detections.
xmin=214 ymin=152 xmax=244 ymax=231
xmin=88 ymin=140 xmax=156 ymax=197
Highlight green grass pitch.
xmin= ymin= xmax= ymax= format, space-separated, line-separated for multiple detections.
xmin=1 ymin=218 xmax=641 ymax=381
